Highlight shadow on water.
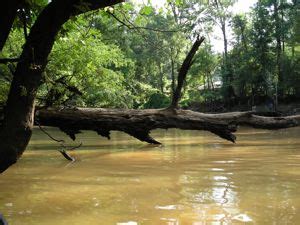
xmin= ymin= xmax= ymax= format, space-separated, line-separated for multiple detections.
xmin=0 ymin=214 xmax=8 ymax=225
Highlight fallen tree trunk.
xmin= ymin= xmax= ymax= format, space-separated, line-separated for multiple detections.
xmin=35 ymin=108 xmax=300 ymax=144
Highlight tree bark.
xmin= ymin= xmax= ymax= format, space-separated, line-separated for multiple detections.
xmin=0 ymin=0 xmax=123 ymax=173
xmin=0 ymin=0 xmax=24 ymax=51
xmin=35 ymin=108 xmax=300 ymax=144
xmin=170 ymin=36 xmax=205 ymax=108
xmin=36 ymin=108 xmax=237 ymax=144
xmin=273 ymin=1 xmax=283 ymax=97
xmin=221 ymin=22 xmax=228 ymax=61
xmin=169 ymin=46 xmax=178 ymax=97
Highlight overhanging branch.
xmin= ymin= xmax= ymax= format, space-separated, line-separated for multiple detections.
xmin=0 ymin=58 xmax=20 ymax=64
xmin=35 ymin=108 xmax=300 ymax=145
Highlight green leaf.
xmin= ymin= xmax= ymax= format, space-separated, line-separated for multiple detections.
xmin=140 ymin=6 xmax=153 ymax=15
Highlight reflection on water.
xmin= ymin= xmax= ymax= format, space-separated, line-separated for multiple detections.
xmin=0 ymin=127 xmax=300 ymax=225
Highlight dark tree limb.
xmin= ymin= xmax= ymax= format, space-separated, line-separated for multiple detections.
xmin=58 ymin=149 xmax=75 ymax=161
xmin=0 ymin=0 xmax=25 ymax=51
xmin=19 ymin=8 xmax=29 ymax=40
xmin=0 ymin=58 xmax=20 ymax=64
xmin=34 ymin=108 xmax=300 ymax=146
xmin=37 ymin=122 xmax=81 ymax=161
xmin=0 ymin=214 xmax=8 ymax=225
xmin=35 ymin=108 xmax=237 ymax=144
xmin=170 ymin=35 xmax=205 ymax=108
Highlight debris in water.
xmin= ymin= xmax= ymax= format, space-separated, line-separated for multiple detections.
xmin=232 ymin=214 xmax=253 ymax=222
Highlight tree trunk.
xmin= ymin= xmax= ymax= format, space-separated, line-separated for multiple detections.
xmin=170 ymin=56 xmax=176 ymax=95
xmin=35 ymin=107 xmax=300 ymax=144
xmin=0 ymin=0 xmax=24 ymax=51
xmin=221 ymin=22 xmax=228 ymax=61
xmin=170 ymin=36 xmax=205 ymax=108
xmin=36 ymin=108 xmax=237 ymax=144
xmin=239 ymin=22 xmax=248 ymax=51
xmin=0 ymin=0 xmax=123 ymax=173
xmin=158 ymin=63 xmax=164 ymax=93
xmin=169 ymin=46 xmax=178 ymax=96
xmin=273 ymin=1 xmax=283 ymax=97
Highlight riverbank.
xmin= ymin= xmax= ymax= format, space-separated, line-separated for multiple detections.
xmin=187 ymin=101 xmax=300 ymax=116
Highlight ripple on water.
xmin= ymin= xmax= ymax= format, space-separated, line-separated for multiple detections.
xmin=211 ymin=168 xmax=225 ymax=172
xmin=1 ymin=127 xmax=300 ymax=225
xmin=213 ymin=176 xmax=228 ymax=181
xmin=116 ymin=221 xmax=137 ymax=225
xmin=155 ymin=205 xmax=178 ymax=210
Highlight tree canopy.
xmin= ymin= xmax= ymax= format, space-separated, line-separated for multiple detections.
xmin=1 ymin=0 xmax=299 ymax=109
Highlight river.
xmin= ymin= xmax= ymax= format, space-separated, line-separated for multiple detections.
xmin=0 ymin=127 xmax=300 ymax=225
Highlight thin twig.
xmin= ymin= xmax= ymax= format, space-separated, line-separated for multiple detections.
xmin=106 ymin=11 xmax=179 ymax=33
xmin=37 ymin=122 xmax=64 ymax=143
xmin=36 ymin=122 xmax=82 ymax=161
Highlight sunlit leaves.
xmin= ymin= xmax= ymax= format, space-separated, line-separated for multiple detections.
xmin=2 ymin=0 xmax=298 ymax=108
xmin=140 ymin=5 xmax=154 ymax=15
xmin=43 ymin=18 xmax=135 ymax=108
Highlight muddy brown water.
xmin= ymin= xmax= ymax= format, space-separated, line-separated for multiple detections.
xmin=0 ymin=127 xmax=300 ymax=225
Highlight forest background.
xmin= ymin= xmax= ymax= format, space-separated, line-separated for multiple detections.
xmin=1 ymin=0 xmax=299 ymax=112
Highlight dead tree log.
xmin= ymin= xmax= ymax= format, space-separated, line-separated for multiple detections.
xmin=201 ymin=111 xmax=300 ymax=129
xmin=35 ymin=108 xmax=300 ymax=145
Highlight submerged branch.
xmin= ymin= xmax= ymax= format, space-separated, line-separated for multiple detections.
xmin=37 ymin=121 xmax=80 ymax=161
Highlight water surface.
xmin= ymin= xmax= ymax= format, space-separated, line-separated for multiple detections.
xmin=0 ymin=127 xmax=300 ymax=224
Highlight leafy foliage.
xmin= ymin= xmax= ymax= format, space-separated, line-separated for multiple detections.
xmin=0 ymin=0 xmax=299 ymax=110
